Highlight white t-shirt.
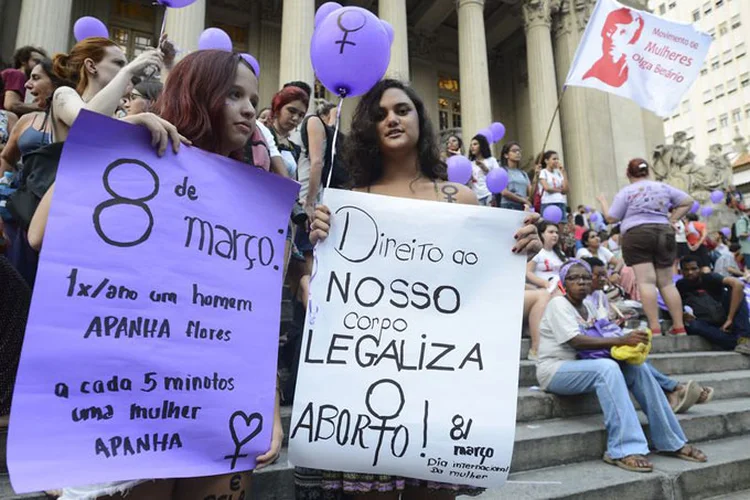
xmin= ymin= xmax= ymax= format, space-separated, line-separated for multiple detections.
xmin=256 ymin=122 xmax=281 ymax=159
xmin=531 ymin=248 xmax=565 ymax=282
xmin=674 ymin=220 xmax=687 ymax=243
xmin=539 ymin=168 xmax=567 ymax=204
xmin=576 ymin=246 xmax=615 ymax=265
xmin=537 ymin=297 xmax=596 ymax=389
xmin=470 ymin=157 xmax=500 ymax=201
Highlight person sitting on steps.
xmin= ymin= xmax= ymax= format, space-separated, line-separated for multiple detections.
xmin=537 ymin=259 xmax=707 ymax=473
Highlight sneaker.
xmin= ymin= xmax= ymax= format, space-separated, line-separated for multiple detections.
xmin=735 ymin=337 xmax=750 ymax=355
xmin=527 ymin=349 xmax=538 ymax=361
xmin=668 ymin=327 xmax=687 ymax=336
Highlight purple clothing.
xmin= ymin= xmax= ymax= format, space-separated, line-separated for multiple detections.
xmin=609 ymin=180 xmax=689 ymax=234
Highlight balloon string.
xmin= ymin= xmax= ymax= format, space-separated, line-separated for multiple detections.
xmin=325 ymin=92 xmax=346 ymax=189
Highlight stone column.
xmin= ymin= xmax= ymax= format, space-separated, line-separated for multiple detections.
xmin=278 ymin=0 xmax=315 ymax=90
xmin=522 ymin=0 xmax=563 ymax=159
xmin=379 ymin=0 xmax=410 ymax=80
xmin=15 ymin=0 xmax=74 ymax=55
xmin=164 ymin=0 xmax=205 ymax=55
xmin=457 ymin=0 xmax=492 ymax=142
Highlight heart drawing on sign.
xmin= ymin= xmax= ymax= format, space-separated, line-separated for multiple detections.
xmin=224 ymin=411 xmax=264 ymax=469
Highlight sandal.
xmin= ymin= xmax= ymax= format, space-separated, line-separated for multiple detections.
xmin=603 ymin=452 xmax=653 ymax=472
xmin=671 ymin=380 xmax=701 ymax=414
xmin=696 ymin=386 xmax=714 ymax=404
xmin=668 ymin=327 xmax=687 ymax=336
xmin=662 ymin=444 xmax=707 ymax=463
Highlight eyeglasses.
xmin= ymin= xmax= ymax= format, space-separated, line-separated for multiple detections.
xmin=509 ymin=148 xmax=522 ymax=153
xmin=564 ymin=275 xmax=592 ymax=283
xmin=127 ymin=92 xmax=145 ymax=101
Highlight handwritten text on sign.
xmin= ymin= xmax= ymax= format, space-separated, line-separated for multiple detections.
xmin=8 ymin=111 xmax=299 ymax=493
xmin=289 ymin=190 xmax=525 ymax=488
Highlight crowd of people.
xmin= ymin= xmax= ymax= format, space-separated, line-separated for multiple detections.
xmin=0 ymin=26 xmax=749 ymax=499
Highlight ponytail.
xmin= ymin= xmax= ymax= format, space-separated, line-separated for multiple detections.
xmin=50 ymin=37 xmax=117 ymax=95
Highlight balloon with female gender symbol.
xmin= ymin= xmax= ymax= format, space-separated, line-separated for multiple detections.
xmin=310 ymin=4 xmax=392 ymax=97
xmin=446 ymin=155 xmax=472 ymax=185
xmin=73 ymin=17 xmax=109 ymax=42
xmin=198 ymin=28 xmax=233 ymax=52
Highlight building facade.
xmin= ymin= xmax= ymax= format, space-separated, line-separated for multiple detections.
xmin=648 ymin=0 xmax=750 ymax=167
xmin=0 ymin=0 xmax=666 ymax=205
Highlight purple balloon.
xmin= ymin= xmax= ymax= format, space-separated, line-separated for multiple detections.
xmin=446 ymin=155 xmax=472 ymax=185
xmin=198 ymin=27 xmax=232 ymax=52
xmin=721 ymin=227 xmax=731 ymax=238
xmin=489 ymin=122 xmax=506 ymax=143
xmin=590 ymin=212 xmax=603 ymax=224
xmin=690 ymin=201 xmax=700 ymax=213
xmin=73 ymin=17 xmax=108 ymax=42
xmin=381 ymin=20 xmax=394 ymax=44
xmin=584 ymin=205 xmax=593 ymax=213
xmin=157 ymin=0 xmax=198 ymax=7
xmin=700 ymin=206 xmax=714 ymax=218
xmin=240 ymin=53 xmax=260 ymax=78
xmin=478 ymin=128 xmax=493 ymax=144
xmin=542 ymin=205 xmax=563 ymax=224
xmin=315 ymin=2 xmax=343 ymax=29
xmin=486 ymin=168 xmax=508 ymax=194
xmin=311 ymin=6 xmax=391 ymax=97
xmin=710 ymin=190 xmax=725 ymax=204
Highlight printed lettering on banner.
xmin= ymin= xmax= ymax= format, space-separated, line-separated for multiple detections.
xmin=8 ymin=111 xmax=300 ymax=493
xmin=565 ymin=0 xmax=712 ymax=116
xmin=289 ymin=189 xmax=526 ymax=488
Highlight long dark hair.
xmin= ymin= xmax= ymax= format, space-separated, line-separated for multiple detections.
xmin=541 ymin=150 xmax=557 ymax=169
xmin=537 ymin=220 xmax=567 ymax=262
xmin=500 ymin=141 xmax=521 ymax=167
xmin=33 ymin=58 xmax=68 ymax=109
xmin=344 ymin=79 xmax=445 ymax=188
xmin=581 ymin=229 xmax=598 ymax=249
xmin=469 ymin=134 xmax=492 ymax=164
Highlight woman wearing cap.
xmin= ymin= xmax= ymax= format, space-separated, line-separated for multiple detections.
xmin=596 ymin=159 xmax=694 ymax=336
xmin=537 ymin=259 xmax=706 ymax=473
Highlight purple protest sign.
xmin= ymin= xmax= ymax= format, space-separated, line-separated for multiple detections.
xmin=8 ymin=111 xmax=299 ymax=492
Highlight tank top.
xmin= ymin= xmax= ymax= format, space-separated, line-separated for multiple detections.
xmin=18 ymin=126 xmax=51 ymax=157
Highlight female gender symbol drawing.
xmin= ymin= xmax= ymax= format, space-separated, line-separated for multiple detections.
xmin=366 ymin=379 xmax=408 ymax=466
xmin=335 ymin=10 xmax=367 ymax=54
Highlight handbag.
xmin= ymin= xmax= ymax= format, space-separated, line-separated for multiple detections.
xmin=7 ymin=108 xmax=60 ymax=230
xmin=577 ymin=318 xmax=622 ymax=360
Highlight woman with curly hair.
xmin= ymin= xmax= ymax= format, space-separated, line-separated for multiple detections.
xmin=301 ymin=79 xmax=542 ymax=499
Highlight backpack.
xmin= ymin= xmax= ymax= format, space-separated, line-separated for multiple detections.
xmin=300 ymin=115 xmax=349 ymax=189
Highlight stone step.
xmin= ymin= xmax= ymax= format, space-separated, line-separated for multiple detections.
xmin=476 ymin=434 xmax=750 ymax=500
xmin=512 ymin=396 xmax=750 ymax=473
xmin=518 ymin=351 xmax=750 ymax=386
xmin=520 ymin=335 xmax=714 ymax=360
xmin=516 ymin=369 xmax=750 ymax=422
xmin=253 ymin=434 xmax=750 ymax=500
xmin=252 ymin=397 xmax=750 ymax=499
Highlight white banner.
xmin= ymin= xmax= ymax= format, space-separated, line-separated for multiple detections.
xmin=288 ymin=189 xmax=526 ymax=488
xmin=565 ymin=0 xmax=711 ymax=117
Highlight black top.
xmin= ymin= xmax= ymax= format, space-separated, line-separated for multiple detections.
xmin=677 ymin=272 xmax=726 ymax=303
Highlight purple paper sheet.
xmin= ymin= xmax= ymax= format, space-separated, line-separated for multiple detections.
xmin=8 ymin=111 xmax=299 ymax=493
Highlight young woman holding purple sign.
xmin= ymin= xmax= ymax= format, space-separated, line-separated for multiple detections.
xmin=32 ymin=51 xmax=282 ymax=500
xmin=301 ymin=79 xmax=542 ymax=499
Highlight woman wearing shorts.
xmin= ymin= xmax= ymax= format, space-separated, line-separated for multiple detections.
xmin=598 ymin=158 xmax=694 ymax=336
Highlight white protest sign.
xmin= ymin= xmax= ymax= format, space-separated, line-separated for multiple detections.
xmin=289 ymin=189 xmax=525 ymax=487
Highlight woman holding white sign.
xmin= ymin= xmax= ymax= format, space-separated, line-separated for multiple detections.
xmin=536 ymin=260 xmax=706 ymax=473
xmin=301 ymin=79 xmax=542 ymax=499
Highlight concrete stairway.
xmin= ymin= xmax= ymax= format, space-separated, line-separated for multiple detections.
xmin=1 ymin=336 xmax=749 ymax=499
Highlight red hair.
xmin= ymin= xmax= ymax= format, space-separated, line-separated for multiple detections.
xmin=156 ymin=50 xmax=255 ymax=160
xmin=271 ymin=86 xmax=309 ymax=119
xmin=601 ymin=8 xmax=644 ymax=45
xmin=51 ymin=37 xmax=119 ymax=95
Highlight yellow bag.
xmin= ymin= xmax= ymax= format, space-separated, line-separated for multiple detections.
xmin=610 ymin=328 xmax=652 ymax=365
